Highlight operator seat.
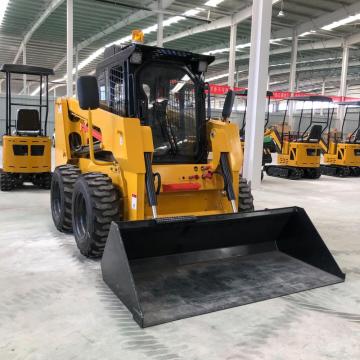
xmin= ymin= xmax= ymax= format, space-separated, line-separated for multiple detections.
xmin=305 ymin=124 xmax=322 ymax=143
xmin=16 ymin=109 xmax=41 ymax=136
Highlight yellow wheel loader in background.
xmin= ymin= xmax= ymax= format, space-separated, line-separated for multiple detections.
xmin=0 ymin=64 xmax=54 ymax=191
xmin=264 ymin=96 xmax=333 ymax=180
xmin=320 ymin=101 xmax=360 ymax=177
xmin=51 ymin=37 xmax=344 ymax=327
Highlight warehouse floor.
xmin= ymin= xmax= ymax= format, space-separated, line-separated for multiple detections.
xmin=0 ymin=147 xmax=359 ymax=360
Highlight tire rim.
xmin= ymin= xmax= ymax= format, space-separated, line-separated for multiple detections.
xmin=52 ymin=181 xmax=62 ymax=218
xmin=74 ymin=192 xmax=87 ymax=240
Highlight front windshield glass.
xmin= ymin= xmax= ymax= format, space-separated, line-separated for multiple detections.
xmin=137 ymin=63 xmax=203 ymax=163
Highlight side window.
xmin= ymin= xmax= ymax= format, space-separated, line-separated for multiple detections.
xmin=100 ymin=85 xmax=106 ymax=101
xmin=110 ymin=65 xmax=126 ymax=116
xmin=97 ymin=72 xmax=107 ymax=108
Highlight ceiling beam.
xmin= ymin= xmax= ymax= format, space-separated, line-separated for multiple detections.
xmin=271 ymin=74 xmax=360 ymax=91
xmin=216 ymin=60 xmax=360 ymax=86
xmin=273 ymin=1 xmax=360 ymax=39
xmin=13 ymin=0 xmax=65 ymax=64
xmin=54 ymin=0 xmax=175 ymax=71
xmin=197 ymin=2 xmax=360 ymax=59
xmin=147 ymin=0 xmax=280 ymax=46
xmin=210 ymin=36 xmax=351 ymax=69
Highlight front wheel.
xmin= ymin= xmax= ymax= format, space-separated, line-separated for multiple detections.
xmin=0 ymin=171 xmax=14 ymax=191
xmin=72 ymin=173 xmax=120 ymax=258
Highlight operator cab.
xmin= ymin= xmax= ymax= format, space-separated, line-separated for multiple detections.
xmin=282 ymin=95 xmax=333 ymax=144
xmin=96 ymin=43 xmax=214 ymax=164
xmin=0 ymin=64 xmax=54 ymax=138
xmin=236 ymin=89 xmax=273 ymax=140
xmin=337 ymin=101 xmax=360 ymax=144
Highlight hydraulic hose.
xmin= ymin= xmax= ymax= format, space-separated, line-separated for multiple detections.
xmin=144 ymin=152 xmax=158 ymax=218
xmin=220 ymin=153 xmax=237 ymax=213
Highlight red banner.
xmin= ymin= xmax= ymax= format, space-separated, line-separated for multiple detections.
xmin=209 ymin=84 xmax=360 ymax=102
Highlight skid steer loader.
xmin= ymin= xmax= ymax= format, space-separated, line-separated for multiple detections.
xmin=51 ymin=36 xmax=344 ymax=327
xmin=0 ymin=64 xmax=54 ymax=191
xmin=264 ymin=96 xmax=333 ymax=180
xmin=320 ymin=101 xmax=360 ymax=177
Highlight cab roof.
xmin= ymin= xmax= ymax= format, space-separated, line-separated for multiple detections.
xmin=1 ymin=64 xmax=54 ymax=76
xmin=286 ymin=95 xmax=333 ymax=102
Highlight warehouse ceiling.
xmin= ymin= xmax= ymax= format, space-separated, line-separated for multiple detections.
xmin=1 ymin=0 xmax=360 ymax=96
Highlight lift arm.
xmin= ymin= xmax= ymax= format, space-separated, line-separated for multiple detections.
xmin=264 ymin=128 xmax=282 ymax=153
xmin=319 ymin=138 xmax=328 ymax=154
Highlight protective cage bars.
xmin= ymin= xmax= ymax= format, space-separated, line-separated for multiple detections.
xmin=4 ymin=71 xmax=50 ymax=136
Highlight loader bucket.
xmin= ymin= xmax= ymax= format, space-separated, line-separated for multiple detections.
xmin=101 ymin=207 xmax=345 ymax=328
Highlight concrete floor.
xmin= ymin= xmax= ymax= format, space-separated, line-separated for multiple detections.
xmin=0 ymin=147 xmax=359 ymax=360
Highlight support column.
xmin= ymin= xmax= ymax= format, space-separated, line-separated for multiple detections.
xmin=75 ymin=45 xmax=79 ymax=97
xmin=288 ymin=29 xmax=298 ymax=129
xmin=228 ymin=20 xmax=237 ymax=89
xmin=236 ymin=65 xmax=240 ymax=88
xmin=23 ymin=44 xmax=27 ymax=94
xmin=67 ymin=0 xmax=73 ymax=97
xmin=320 ymin=80 xmax=325 ymax=116
xmin=243 ymin=0 xmax=273 ymax=189
xmin=339 ymin=42 xmax=349 ymax=124
xmin=157 ymin=0 xmax=164 ymax=47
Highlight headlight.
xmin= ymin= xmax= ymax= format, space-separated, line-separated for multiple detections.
xmin=130 ymin=52 xmax=142 ymax=64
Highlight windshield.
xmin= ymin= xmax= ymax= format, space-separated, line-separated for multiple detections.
xmin=136 ymin=62 xmax=205 ymax=163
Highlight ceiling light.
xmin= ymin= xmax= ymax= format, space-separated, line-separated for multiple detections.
xmin=202 ymin=47 xmax=229 ymax=55
xmin=204 ymin=0 xmax=224 ymax=7
xmin=236 ymin=42 xmax=251 ymax=50
xmin=277 ymin=0 xmax=285 ymax=17
xmin=322 ymin=13 xmax=360 ymax=31
xmin=0 ymin=0 xmax=10 ymax=26
xmin=299 ymin=32 xmax=310 ymax=37
xmin=183 ymin=8 xmax=204 ymax=17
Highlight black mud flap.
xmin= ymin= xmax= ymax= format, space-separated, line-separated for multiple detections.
xmin=101 ymin=207 xmax=345 ymax=328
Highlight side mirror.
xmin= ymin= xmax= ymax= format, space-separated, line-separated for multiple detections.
xmin=77 ymin=76 xmax=100 ymax=110
xmin=222 ymin=90 xmax=235 ymax=120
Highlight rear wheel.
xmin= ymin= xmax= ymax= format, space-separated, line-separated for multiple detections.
xmin=238 ymin=178 xmax=254 ymax=212
xmin=0 ymin=171 xmax=14 ymax=191
xmin=34 ymin=172 xmax=52 ymax=189
xmin=51 ymin=165 xmax=80 ymax=232
xmin=72 ymin=173 xmax=120 ymax=258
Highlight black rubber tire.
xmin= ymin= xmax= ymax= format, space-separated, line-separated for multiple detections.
xmin=51 ymin=165 xmax=81 ymax=232
xmin=304 ymin=168 xmax=321 ymax=179
xmin=289 ymin=168 xmax=303 ymax=180
xmin=351 ymin=167 xmax=360 ymax=177
xmin=0 ymin=171 xmax=14 ymax=191
xmin=265 ymin=166 xmax=275 ymax=176
xmin=34 ymin=172 xmax=52 ymax=189
xmin=72 ymin=173 xmax=120 ymax=258
xmin=238 ymin=178 xmax=254 ymax=212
